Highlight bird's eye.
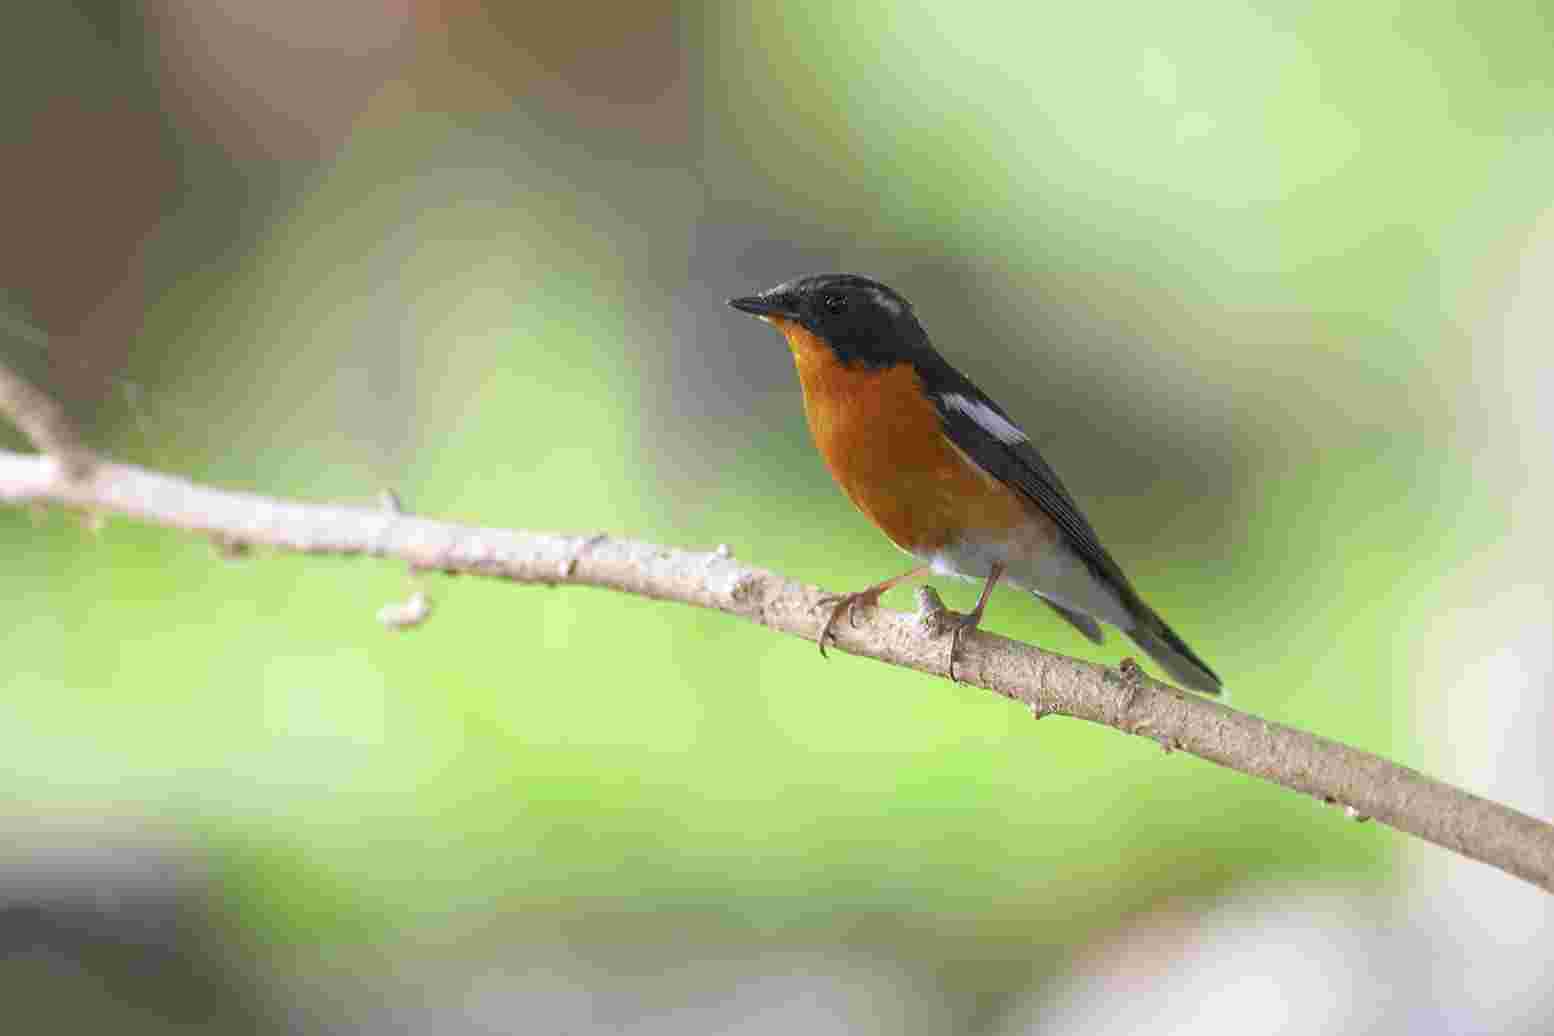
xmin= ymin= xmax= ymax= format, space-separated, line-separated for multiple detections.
xmin=822 ymin=294 xmax=848 ymax=314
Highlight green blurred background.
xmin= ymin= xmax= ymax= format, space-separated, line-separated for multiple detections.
xmin=4 ymin=2 xmax=1553 ymax=1033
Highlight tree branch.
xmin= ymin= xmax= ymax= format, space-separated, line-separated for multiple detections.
xmin=2 ymin=367 xmax=1551 ymax=895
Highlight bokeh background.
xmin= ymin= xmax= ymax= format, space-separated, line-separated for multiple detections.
xmin=3 ymin=2 xmax=1553 ymax=1032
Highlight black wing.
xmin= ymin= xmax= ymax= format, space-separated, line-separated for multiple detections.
xmin=918 ymin=355 xmax=1138 ymax=602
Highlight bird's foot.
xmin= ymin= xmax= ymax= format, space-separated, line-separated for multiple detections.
xmin=815 ymin=587 xmax=888 ymax=657
xmin=943 ymin=610 xmax=986 ymax=683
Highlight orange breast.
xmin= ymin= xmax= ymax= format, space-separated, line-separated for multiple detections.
xmin=776 ymin=320 xmax=1036 ymax=555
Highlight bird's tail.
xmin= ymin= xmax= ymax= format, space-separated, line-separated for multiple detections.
xmin=1125 ymin=605 xmax=1223 ymax=697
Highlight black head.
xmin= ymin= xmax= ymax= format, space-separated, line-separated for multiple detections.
xmin=729 ymin=273 xmax=929 ymax=368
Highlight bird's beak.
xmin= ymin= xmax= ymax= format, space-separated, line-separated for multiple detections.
xmin=728 ymin=293 xmax=799 ymax=321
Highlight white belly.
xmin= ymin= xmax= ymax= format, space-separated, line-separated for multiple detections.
xmin=921 ymin=535 xmax=1133 ymax=631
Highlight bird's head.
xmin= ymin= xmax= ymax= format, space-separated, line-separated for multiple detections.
xmin=729 ymin=273 xmax=928 ymax=369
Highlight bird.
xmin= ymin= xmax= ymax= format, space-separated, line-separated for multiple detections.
xmin=728 ymin=273 xmax=1222 ymax=695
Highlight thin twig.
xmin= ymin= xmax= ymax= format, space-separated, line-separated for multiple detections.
xmin=1 ymin=361 xmax=1550 ymax=894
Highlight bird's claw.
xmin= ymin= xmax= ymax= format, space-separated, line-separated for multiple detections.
xmin=937 ymin=605 xmax=997 ymax=683
xmin=946 ymin=612 xmax=979 ymax=683
xmin=815 ymin=590 xmax=883 ymax=657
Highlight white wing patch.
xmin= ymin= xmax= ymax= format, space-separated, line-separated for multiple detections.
xmin=941 ymin=393 xmax=1028 ymax=445
xmin=867 ymin=286 xmax=904 ymax=316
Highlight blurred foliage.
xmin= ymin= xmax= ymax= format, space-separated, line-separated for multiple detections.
xmin=3 ymin=0 xmax=1550 ymax=1013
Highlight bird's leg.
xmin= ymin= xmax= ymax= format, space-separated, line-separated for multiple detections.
xmin=816 ymin=566 xmax=928 ymax=657
xmin=948 ymin=562 xmax=1005 ymax=682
